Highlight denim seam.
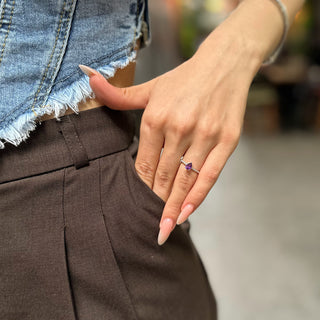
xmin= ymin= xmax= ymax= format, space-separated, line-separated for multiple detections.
xmin=30 ymin=0 xmax=69 ymax=116
xmin=133 ymin=0 xmax=138 ymax=42
xmin=38 ymin=0 xmax=76 ymax=112
xmin=0 ymin=0 xmax=15 ymax=68
xmin=0 ymin=0 xmax=6 ymax=30
xmin=133 ymin=0 xmax=140 ymax=42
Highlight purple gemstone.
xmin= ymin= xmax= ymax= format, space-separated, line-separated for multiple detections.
xmin=185 ymin=163 xmax=192 ymax=170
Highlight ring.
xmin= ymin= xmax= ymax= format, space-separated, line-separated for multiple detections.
xmin=180 ymin=156 xmax=200 ymax=174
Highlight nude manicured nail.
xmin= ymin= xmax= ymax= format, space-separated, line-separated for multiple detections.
xmin=157 ymin=218 xmax=175 ymax=246
xmin=176 ymin=204 xmax=194 ymax=225
xmin=79 ymin=64 xmax=99 ymax=77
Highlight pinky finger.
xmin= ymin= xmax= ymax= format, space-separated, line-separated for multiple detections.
xmin=176 ymin=143 xmax=234 ymax=225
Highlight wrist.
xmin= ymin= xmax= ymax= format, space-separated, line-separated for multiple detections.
xmin=194 ymin=0 xmax=287 ymax=77
xmin=231 ymin=0 xmax=285 ymax=65
xmin=194 ymin=15 xmax=263 ymax=79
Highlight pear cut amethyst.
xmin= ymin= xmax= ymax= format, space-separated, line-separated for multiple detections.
xmin=185 ymin=162 xmax=193 ymax=171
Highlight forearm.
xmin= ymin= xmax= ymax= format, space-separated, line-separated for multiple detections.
xmin=195 ymin=0 xmax=305 ymax=74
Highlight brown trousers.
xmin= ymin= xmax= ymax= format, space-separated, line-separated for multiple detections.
xmin=0 ymin=107 xmax=217 ymax=320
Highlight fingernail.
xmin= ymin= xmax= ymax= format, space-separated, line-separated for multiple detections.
xmin=157 ymin=218 xmax=175 ymax=246
xmin=79 ymin=64 xmax=99 ymax=77
xmin=176 ymin=204 xmax=194 ymax=225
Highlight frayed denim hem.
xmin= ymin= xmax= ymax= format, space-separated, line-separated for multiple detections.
xmin=0 ymin=50 xmax=137 ymax=149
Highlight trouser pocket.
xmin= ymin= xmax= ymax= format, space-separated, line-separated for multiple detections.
xmin=99 ymin=150 xmax=217 ymax=320
xmin=62 ymin=160 xmax=139 ymax=320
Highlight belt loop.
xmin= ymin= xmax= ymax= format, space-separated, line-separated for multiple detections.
xmin=58 ymin=116 xmax=89 ymax=169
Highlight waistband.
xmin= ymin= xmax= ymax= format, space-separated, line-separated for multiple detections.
xmin=0 ymin=107 xmax=136 ymax=184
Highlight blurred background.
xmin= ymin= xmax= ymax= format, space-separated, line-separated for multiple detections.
xmin=135 ymin=1 xmax=320 ymax=319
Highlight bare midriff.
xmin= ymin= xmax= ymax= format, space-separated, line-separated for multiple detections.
xmin=40 ymin=57 xmax=137 ymax=121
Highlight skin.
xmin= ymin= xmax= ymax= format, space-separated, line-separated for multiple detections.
xmin=85 ymin=0 xmax=305 ymax=245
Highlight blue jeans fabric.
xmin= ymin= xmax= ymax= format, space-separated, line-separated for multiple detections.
xmin=0 ymin=0 xmax=150 ymax=149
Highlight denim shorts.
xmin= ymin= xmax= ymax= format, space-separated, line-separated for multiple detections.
xmin=0 ymin=107 xmax=217 ymax=320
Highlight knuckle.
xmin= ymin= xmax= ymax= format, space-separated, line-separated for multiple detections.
xmin=172 ymin=119 xmax=194 ymax=137
xmin=221 ymin=128 xmax=241 ymax=146
xmin=163 ymin=203 xmax=181 ymax=219
xmin=135 ymin=160 xmax=154 ymax=182
xmin=193 ymin=189 xmax=207 ymax=203
xmin=139 ymin=122 xmax=149 ymax=137
xmin=205 ymin=167 xmax=221 ymax=184
xmin=176 ymin=172 xmax=194 ymax=193
xmin=141 ymin=113 xmax=164 ymax=132
xmin=155 ymin=168 xmax=172 ymax=188
xmin=167 ymin=202 xmax=181 ymax=213
xmin=197 ymin=124 xmax=220 ymax=141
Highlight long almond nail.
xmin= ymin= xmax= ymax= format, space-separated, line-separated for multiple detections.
xmin=176 ymin=204 xmax=194 ymax=225
xmin=157 ymin=218 xmax=175 ymax=246
xmin=79 ymin=64 xmax=99 ymax=77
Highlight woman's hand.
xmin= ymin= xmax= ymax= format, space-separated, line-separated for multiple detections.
xmin=80 ymin=1 xmax=278 ymax=245
xmin=81 ymin=26 xmax=261 ymax=245
xmin=81 ymin=48 xmax=258 ymax=246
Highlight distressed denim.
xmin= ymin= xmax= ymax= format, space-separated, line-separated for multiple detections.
xmin=0 ymin=0 xmax=150 ymax=149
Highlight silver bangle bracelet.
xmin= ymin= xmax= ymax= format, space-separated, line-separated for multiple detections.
xmin=262 ymin=0 xmax=289 ymax=66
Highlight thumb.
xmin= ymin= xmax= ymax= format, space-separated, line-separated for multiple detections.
xmin=79 ymin=65 xmax=156 ymax=110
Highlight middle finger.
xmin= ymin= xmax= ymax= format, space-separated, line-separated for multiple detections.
xmin=152 ymin=133 xmax=190 ymax=202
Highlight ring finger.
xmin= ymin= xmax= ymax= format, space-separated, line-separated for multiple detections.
xmin=157 ymin=141 xmax=215 ymax=244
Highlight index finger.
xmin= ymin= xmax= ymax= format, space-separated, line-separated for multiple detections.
xmin=134 ymin=117 xmax=164 ymax=189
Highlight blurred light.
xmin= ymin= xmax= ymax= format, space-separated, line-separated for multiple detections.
xmin=184 ymin=0 xmax=202 ymax=10
xmin=204 ymin=0 xmax=224 ymax=13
